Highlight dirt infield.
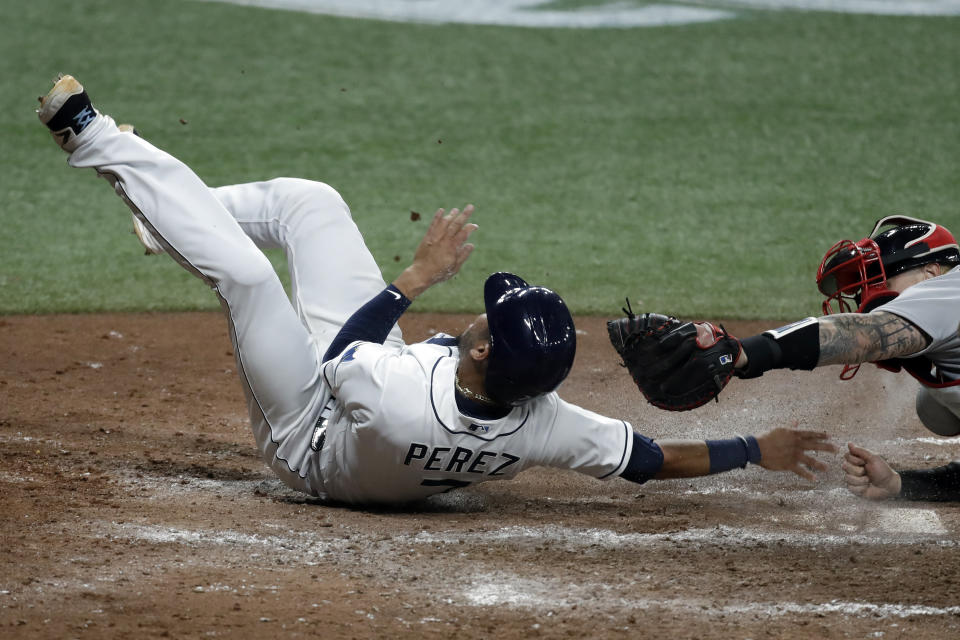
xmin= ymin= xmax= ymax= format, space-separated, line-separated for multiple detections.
xmin=3 ymin=312 xmax=960 ymax=639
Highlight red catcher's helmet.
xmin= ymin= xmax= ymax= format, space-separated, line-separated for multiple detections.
xmin=816 ymin=215 xmax=959 ymax=379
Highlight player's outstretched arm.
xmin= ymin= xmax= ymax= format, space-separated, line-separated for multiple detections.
xmin=652 ymin=428 xmax=836 ymax=482
xmin=844 ymin=443 xmax=960 ymax=501
xmin=393 ymin=205 xmax=478 ymax=300
xmin=816 ymin=312 xmax=929 ymax=366
xmin=733 ymin=311 xmax=930 ymax=376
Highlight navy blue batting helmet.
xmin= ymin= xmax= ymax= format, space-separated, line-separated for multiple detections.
xmin=483 ymin=272 xmax=577 ymax=406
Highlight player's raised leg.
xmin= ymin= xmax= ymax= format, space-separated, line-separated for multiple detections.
xmin=208 ymin=179 xmax=405 ymax=354
xmin=112 ymin=129 xmax=402 ymax=353
xmin=38 ymin=75 xmax=329 ymax=494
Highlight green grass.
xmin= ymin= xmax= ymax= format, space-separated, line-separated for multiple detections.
xmin=2 ymin=1 xmax=958 ymax=317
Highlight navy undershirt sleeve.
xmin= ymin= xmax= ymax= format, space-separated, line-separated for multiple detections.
xmin=322 ymin=284 xmax=412 ymax=363
xmin=899 ymin=461 xmax=960 ymax=502
xmin=620 ymin=433 xmax=665 ymax=484
xmin=706 ymin=436 xmax=762 ymax=474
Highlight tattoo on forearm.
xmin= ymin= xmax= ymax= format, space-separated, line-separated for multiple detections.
xmin=818 ymin=312 xmax=930 ymax=366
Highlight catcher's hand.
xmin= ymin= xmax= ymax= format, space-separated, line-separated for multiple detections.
xmin=607 ymin=302 xmax=742 ymax=411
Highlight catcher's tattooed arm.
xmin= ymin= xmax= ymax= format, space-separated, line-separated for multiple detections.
xmin=733 ymin=311 xmax=930 ymax=373
xmin=817 ymin=312 xmax=930 ymax=366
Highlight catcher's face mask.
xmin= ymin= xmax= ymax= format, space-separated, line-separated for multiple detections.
xmin=816 ymin=237 xmax=898 ymax=316
xmin=816 ymin=238 xmax=899 ymax=380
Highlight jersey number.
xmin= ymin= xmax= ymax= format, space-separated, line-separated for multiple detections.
xmin=420 ymin=479 xmax=473 ymax=493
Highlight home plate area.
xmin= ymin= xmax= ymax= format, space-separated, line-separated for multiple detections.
xmin=2 ymin=313 xmax=960 ymax=638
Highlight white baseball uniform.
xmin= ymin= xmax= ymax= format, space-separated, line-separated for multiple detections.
xmin=65 ymin=114 xmax=649 ymax=504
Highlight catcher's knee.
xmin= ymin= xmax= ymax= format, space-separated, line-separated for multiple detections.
xmin=916 ymin=387 xmax=960 ymax=437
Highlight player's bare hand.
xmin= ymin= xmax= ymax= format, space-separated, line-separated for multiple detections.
xmin=394 ymin=205 xmax=478 ymax=299
xmin=755 ymin=427 xmax=837 ymax=482
xmin=842 ymin=442 xmax=901 ymax=500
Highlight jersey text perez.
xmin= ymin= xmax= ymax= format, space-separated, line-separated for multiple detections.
xmin=404 ymin=443 xmax=521 ymax=476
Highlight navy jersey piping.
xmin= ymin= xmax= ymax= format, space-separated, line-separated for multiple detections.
xmin=597 ymin=421 xmax=631 ymax=479
xmin=425 ymin=335 xmax=458 ymax=350
xmin=428 ymin=357 xmax=529 ymax=441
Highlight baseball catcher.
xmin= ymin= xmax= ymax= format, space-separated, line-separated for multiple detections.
xmin=612 ymin=216 xmax=960 ymax=501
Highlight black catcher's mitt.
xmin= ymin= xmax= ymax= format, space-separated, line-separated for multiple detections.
xmin=607 ymin=301 xmax=742 ymax=411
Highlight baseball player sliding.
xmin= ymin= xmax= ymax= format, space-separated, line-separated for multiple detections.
xmin=609 ymin=216 xmax=960 ymax=501
xmin=38 ymin=74 xmax=834 ymax=506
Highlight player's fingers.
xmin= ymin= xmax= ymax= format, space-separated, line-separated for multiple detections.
xmin=454 ymin=222 xmax=479 ymax=245
xmin=847 ymin=442 xmax=874 ymax=459
xmin=454 ymin=243 xmax=475 ymax=269
xmin=444 ymin=206 xmax=473 ymax=237
xmin=801 ymin=438 xmax=838 ymax=453
xmin=453 ymin=207 xmax=476 ymax=237
xmin=843 ymin=451 xmax=866 ymax=465
xmin=845 ymin=474 xmax=870 ymax=487
xmin=841 ymin=461 xmax=865 ymax=476
xmin=791 ymin=464 xmax=816 ymax=482
xmin=801 ymin=455 xmax=829 ymax=473
xmin=423 ymin=208 xmax=446 ymax=238
xmin=794 ymin=429 xmax=830 ymax=440
xmin=432 ymin=208 xmax=459 ymax=239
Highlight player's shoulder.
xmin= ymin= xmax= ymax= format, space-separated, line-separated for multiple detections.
xmin=323 ymin=340 xmax=390 ymax=381
xmin=405 ymin=333 xmax=459 ymax=358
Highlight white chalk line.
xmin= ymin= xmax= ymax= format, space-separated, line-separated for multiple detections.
xmin=461 ymin=571 xmax=960 ymax=618
xmin=411 ymin=520 xmax=954 ymax=550
xmin=107 ymin=522 xmax=341 ymax=560
xmin=90 ymin=516 xmax=960 ymax=620
xmin=0 ymin=471 xmax=37 ymax=483
xmin=879 ymin=436 xmax=960 ymax=447
xmin=111 ymin=468 xmax=954 ymax=542
xmin=104 ymin=513 xmax=955 ymax=564
xmin=113 ymin=468 xmax=269 ymax=500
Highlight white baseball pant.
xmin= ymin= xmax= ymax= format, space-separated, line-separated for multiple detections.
xmin=66 ymin=114 xmax=403 ymax=494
